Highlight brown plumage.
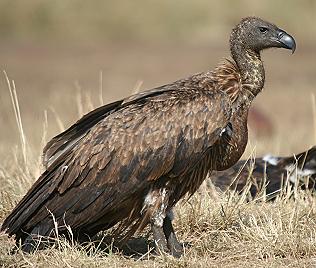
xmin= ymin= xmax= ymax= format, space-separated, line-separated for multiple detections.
xmin=1 ymin=17 xmax=296 ymax=256
xmin=209 ymin=146 xmax=316 ymax=200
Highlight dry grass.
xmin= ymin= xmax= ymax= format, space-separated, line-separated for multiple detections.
xmin=2 ymin=153 xmax=316 ymax=267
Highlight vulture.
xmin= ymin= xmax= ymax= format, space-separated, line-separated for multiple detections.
xmin=1 ymin=17 xmax=296 ymax=257
xmin=209 ymin=146 xmax=316 ymax=200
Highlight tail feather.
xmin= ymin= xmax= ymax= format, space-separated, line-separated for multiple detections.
xmin=1 ymin=165 xmax=62 ymax=242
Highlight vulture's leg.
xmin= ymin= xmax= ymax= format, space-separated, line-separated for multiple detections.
xmin=21 ymin=226 xmax=51 ymax=253
xmin=151 ymin=222 xmax=169 ymax=254
xmin=163 ymin=210 xmax=183 ymax=257
xmin=22 ymin=234 xmax=39 ymax=253
xmin=144 ymin=187 xmax=171 ymax=255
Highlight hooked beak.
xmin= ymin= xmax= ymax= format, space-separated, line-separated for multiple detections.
xmin=276 ymin=30 xmax=296 ymax=53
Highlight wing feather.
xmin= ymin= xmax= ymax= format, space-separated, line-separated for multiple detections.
xmin=43 ymin=100 xmax=123 ymax=168
xmin=42 ymin=84 xmax=177 ymax=169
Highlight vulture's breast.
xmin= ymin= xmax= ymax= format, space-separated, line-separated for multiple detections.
xmin=213 ymin=105 xmax=249 ymax=171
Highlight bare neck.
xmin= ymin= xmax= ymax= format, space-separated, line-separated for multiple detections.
xmin=230 ymin=44 xmax=265 ymax=99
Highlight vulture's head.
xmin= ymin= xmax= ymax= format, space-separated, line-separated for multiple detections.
xmin=230 ymin=17 xmax=296 ymax=54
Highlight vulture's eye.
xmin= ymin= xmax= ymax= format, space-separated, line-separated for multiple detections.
xmin=259 ymin=27 xmax=268 ymax=33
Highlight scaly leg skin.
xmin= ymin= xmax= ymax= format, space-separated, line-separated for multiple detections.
xmin=21 ymin=235 xmax=36 ymax=253
xmin=151 ymin=222 xmax=169 ymax=255
xmin=144 ymin=187 xmax=179 ymax=256
xmin=163 ymin=212 xmax=183 ymax=258
xmin=21 ymin=226 xmax=46 ymax=253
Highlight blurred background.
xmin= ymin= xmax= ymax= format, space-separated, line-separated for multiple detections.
xmin=0 ymin=0 xmax=315 ymax=160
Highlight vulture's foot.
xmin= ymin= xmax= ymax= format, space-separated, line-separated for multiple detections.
xmin=22 ymin=231 xmax=47 ymax=253
xmin=146 ymin=188 xmax=183 ymax=257
xmin=163 ymin=214 xmax=183 ymax=258
xmin=151 ymin=223 xmax=169 ymax=255
xmin=152 ymin=223 xmax=183 ymax=258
